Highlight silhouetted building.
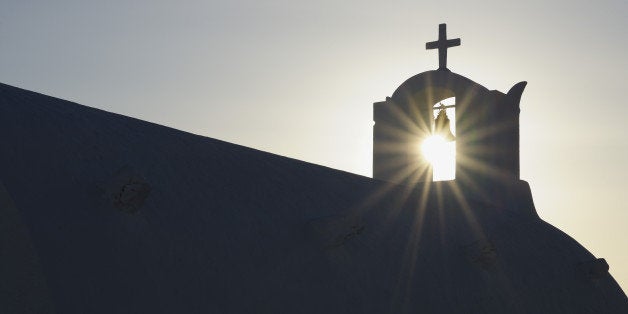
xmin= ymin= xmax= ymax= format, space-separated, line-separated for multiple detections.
xmin=1 ymin=24 xmax=627 ymax=314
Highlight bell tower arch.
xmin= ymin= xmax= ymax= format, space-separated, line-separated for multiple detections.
xmin=373 ymin=24 xmax=526 ymax=187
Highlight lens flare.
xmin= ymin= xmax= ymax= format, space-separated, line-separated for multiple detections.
xmin=421 ymin=135 xmax=456 ymax=181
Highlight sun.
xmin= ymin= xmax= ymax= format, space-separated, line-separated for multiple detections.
xmin=420 ymin=135 xmax=456 ymax=181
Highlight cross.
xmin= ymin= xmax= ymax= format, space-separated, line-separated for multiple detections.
xmin=425 ymin=23 xmax=461 ymax=70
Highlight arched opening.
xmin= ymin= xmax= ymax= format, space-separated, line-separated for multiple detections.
xmin=420 ymin=97 xmax=456 ymax=181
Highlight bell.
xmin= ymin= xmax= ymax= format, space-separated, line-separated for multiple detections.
xmin=434 ymin=109 xmax=456 ymax=142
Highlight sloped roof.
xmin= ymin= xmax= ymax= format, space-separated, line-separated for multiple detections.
xmin=0 ymin=83 xmax=626 ymax=313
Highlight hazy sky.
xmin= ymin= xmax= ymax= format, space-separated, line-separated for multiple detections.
xmin=1 ymin=0 xmax=627 ymax=290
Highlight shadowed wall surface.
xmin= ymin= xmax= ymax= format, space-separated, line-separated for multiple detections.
xmin=0 ymin=83 xmax=626 ymax=313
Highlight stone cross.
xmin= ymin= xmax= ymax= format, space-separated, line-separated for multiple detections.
xmin=426 ymin=23 xmax=461 ymax=70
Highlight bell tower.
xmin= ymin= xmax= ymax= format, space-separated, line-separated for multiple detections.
xmin=373 ymin=24 xmax=527 ymax=187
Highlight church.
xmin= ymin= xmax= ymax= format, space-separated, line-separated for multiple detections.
xmin=1 ymin=24 xmax=626 ymax=313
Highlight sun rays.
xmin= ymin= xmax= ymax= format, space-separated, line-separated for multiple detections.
xmin=367 ymin=91 xmax=513 ymax=301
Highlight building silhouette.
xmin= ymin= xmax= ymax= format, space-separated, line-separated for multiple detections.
xmin=1 ymin=24 xmax=627 ymax=314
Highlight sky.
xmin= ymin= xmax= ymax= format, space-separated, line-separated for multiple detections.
xmin=1 ymin=0 xmax=627 ymax=291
